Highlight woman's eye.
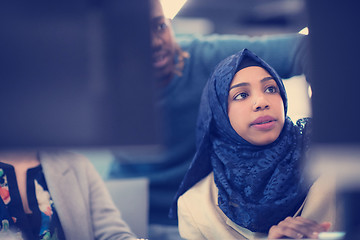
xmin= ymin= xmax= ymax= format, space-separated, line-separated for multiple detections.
xmin=265 ymin=86 xmax=278 ymax=94
xmin=234 ymin=92 xmax=248 ymax=100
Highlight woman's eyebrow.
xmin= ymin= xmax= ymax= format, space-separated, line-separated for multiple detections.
xmin=229 ymin=82 xmax=249 ymax=90
xmin=229 ymin=76 xmax=274 ymax=90
xmin=260 ymin=76 xmax=274 ymax=83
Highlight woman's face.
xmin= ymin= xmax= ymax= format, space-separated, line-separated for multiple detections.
xmin=228 ymin=66 xmax=285 ymax=146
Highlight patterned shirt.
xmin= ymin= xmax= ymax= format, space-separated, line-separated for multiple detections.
xmin=0 ymin=162 xmax=65 ymax=240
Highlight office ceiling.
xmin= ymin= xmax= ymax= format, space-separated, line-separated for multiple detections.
xmin=173 ymin=0 xmax=308 ymax=35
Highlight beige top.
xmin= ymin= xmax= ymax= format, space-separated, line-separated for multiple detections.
xmin=178 ymin=172 xmax=341 ymax=240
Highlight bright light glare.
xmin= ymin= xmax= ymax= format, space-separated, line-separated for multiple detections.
xmin=299 ymin=27 xmax=309 ymax=35
xmin=160 ymin=0 xmax=187 ymax=19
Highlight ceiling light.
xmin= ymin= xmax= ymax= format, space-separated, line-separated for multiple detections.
xmin=160 ymin=0 xmax=187 ymax=19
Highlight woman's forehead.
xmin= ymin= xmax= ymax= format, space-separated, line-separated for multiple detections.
xmin=231 ymin=66 xmax=272 ymax=84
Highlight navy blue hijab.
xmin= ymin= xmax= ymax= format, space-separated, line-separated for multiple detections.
xmin=169 ymin=49 xmax=312 ymax=233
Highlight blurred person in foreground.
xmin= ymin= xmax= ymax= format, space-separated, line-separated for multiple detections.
xmin=0 ymin=151 xmax=139 ymax=240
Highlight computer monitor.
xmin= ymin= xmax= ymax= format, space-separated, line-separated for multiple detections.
xmin=306 ymin=1 xmax=360 ymax=239
xmin=0 ymin=0 xmax=161 ymax=149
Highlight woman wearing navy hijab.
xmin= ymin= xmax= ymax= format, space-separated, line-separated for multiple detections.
xmin=169 ymin=49 xmax=336 ymax=239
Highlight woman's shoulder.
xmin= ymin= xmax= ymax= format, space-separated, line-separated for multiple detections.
xmin=178 ymin=171 xmax=222 ymax=224
xmin=178 ymin=172 xmax=254 ymax=240
xmin=180 ymin=172 xmax=216 ymax=202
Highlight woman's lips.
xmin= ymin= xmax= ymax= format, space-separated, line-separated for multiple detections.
xmin=250 ymin=116 xmax=277 ymax=130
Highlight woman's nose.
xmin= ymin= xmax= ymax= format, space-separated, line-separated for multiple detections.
xmin=252 ymin=95 xmax=270 ymax=111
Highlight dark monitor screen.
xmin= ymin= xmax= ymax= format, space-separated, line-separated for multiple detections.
xmin=306 ymin=0 xmax=360 ymax=144
xmin=0 ymin=0 xmax=161 ymax=149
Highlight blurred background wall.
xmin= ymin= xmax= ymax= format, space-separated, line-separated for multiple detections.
xmin=170 ymin=0 xmax=307 ymax=35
